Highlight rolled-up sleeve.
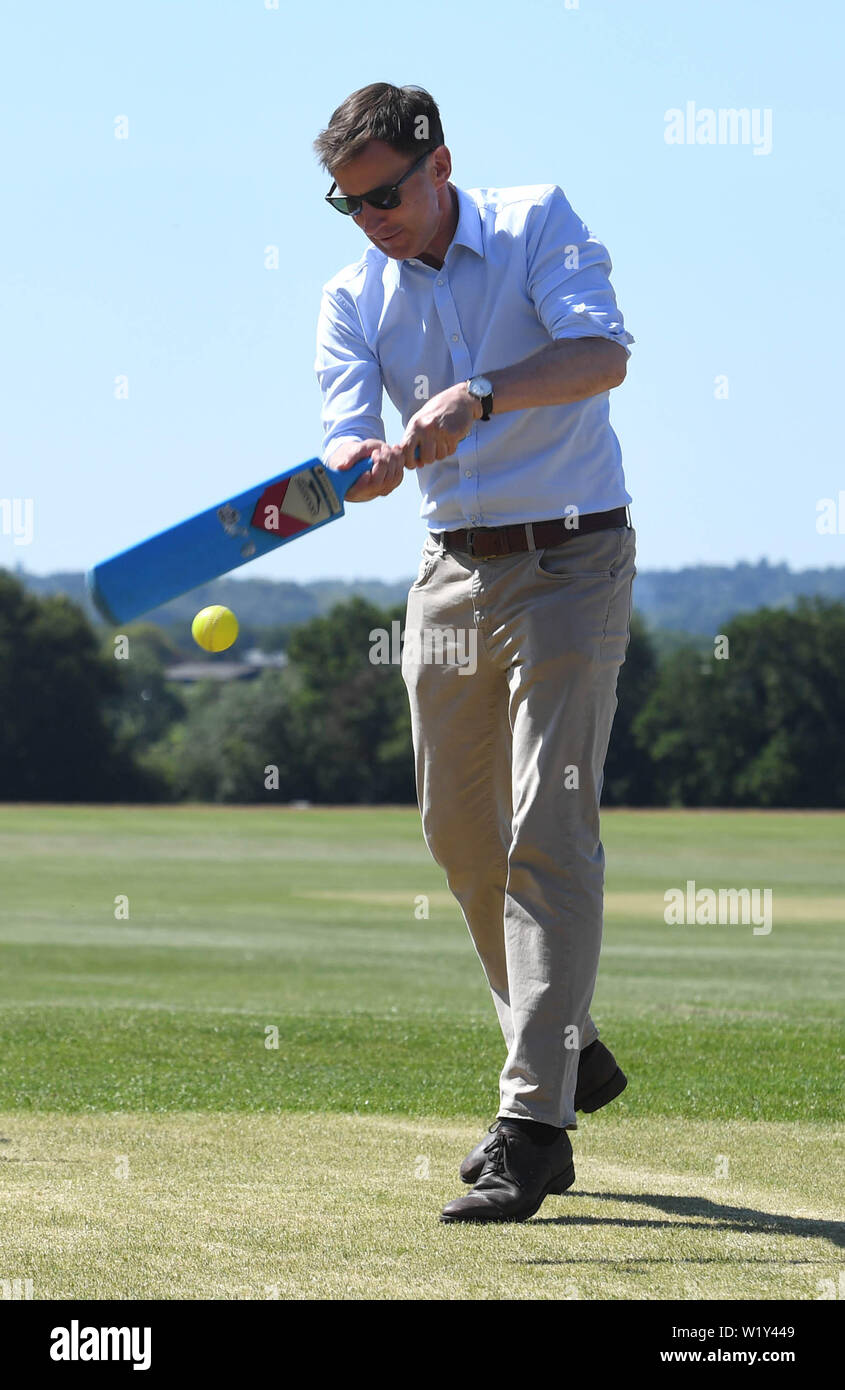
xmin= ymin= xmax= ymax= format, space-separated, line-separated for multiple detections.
xmin=525 ymin=186 xmax=634 ymax=355
xmin=314 ymin=285 xmax=385 ymax=463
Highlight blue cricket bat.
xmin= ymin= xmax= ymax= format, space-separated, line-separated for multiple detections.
xmin=87 ymin=450 xmax=416 ymax=623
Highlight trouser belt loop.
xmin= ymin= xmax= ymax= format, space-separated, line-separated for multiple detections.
xmin=524 ymin=521 xmax=536 ymax=552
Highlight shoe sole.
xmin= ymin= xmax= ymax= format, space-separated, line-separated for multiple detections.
xmin=441 ymin=1160 xmax=576 ymax=1223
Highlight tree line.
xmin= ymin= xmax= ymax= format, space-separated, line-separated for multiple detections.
xmin=16 ymin=555 xmax=845 ymax=641
xmin=1 ymin=569 xmax=842 ymax=806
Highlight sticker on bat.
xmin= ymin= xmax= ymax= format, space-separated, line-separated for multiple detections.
xmin=250 ymin=465 xmax=342 ymax=537
xmin=217 ymin=504 xmax=250 ymax=541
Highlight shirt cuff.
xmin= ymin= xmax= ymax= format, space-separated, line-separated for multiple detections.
xmin=322 ymin=432 xmax=384 ymax=466
xmin=552 ymin=324 xmax=634 ymax=356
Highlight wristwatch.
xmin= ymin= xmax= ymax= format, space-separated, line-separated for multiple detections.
xmin=466 ymin=375 xmax=494 ymax=421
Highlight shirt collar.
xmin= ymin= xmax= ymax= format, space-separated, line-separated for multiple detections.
xmin=448 ymin=185 xmax=484 ymax=259
xmin=395 ymin=184 xmax=484 ymax=274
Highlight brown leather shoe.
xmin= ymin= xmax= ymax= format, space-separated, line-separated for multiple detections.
xmin=441 ymin=1121 xmax=575 ymax=1224
xmin=459 ymin=1039 xmax=626 ymax=1186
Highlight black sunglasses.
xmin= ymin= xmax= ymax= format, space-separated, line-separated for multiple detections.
xmin=325 ymin=148 xmax=433 ymax=216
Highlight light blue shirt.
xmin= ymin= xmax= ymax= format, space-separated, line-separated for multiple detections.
xmin=314 ymin=183 xmax=634 ymax=529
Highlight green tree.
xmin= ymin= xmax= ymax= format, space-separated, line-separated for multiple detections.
xmin=634 ymin=597 xmax=845 ymax=806
xmin=0 ymin=571 xmax=160 ymax=800
xmin=152 ymin=669 xmax=309 ymax=803
xmin=99 ymin=622 xmax=186 ymax=756
xmin=287 ymin=599 xmax=413 ymax=803
xmin=602 ymin=612 xmax=659 ymax=805
xmin=163 ymin=599 xmax=416 ymax=804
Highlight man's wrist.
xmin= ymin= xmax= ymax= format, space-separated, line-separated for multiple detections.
xmin=463 ymin=380 xmax=484 ymax=420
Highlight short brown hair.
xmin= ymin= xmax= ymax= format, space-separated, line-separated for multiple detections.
xmin=313 ymin=82 xmax=444 ymax=174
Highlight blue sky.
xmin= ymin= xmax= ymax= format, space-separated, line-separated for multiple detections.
xmin=1 ymin=0 xmax=843 ymax=586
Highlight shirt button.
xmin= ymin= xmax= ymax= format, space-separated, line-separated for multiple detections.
xmin=451 ymin=334 xmax=459 ymax=342
xmin=464 ymin=470 xmax=472 ymax=478
xmin=436 ymin=279 xmax=444 ymax=286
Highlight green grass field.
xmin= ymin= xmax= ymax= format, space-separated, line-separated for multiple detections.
xmin=0 ymin=805 xmax=842 ymax=1300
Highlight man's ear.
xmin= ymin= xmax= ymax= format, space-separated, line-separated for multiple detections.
xmin=431 ymin=145 xmax=452 ymax=187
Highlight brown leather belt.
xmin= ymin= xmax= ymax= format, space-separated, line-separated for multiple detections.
xmin=434 ymin=507 xmax=630 ymax=559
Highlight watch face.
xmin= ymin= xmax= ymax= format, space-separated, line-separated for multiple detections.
xmin=471 ymin=376 xmax=493 ymax=396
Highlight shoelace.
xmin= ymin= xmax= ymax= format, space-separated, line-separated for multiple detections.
xmin=480 ymin=1128 xmax=514 ymax=1178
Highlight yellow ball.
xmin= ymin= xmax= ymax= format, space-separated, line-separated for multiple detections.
xmin=191 ymin=605 xmax=239 ymax=653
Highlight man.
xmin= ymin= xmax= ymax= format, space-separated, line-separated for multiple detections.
xmin=313 ymin=83 xmax=636 ymax=1223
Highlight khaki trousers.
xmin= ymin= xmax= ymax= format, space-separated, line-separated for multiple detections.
xmin=401 ymin=521 xmax=637 ymax=1129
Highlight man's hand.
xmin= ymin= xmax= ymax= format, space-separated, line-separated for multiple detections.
xmin=326 ymin=437 xmax=406 ymax=502
xmin=401 ymin=382 xmax=481 ymax=469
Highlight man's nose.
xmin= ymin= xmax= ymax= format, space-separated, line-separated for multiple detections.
xmin=355 ymin=205 xmax=388 ymax=236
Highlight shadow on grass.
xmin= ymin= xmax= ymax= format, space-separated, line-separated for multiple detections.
xmin=531 ymin=1190 xmax=844 ymax=1248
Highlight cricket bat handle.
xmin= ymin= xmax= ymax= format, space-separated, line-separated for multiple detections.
xmin=336 ymin=444 xmax=422 ymax=491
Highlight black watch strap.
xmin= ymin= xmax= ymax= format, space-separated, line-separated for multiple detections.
xmin=468 ymin=376 xmax=494 ymax=421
